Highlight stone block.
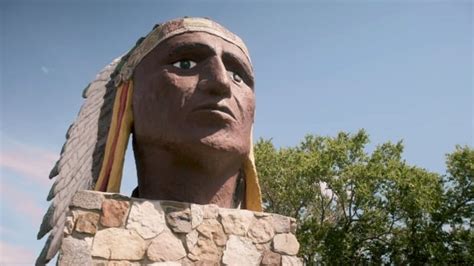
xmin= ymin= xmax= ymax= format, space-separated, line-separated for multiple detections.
xmin=93 ymin=260 xmax=141 ymax=266
xmin=261 ymin=250 xmax=282 ymax=266
xmin=75 ymin=212 xmax=100 ymax=234
xmin=148 ymin=262 xmax=181 ymax=266
xmin=126 ymin=200 xmax=165 ymax=239
xmin=290 ymin=218 xmax=297 ymax=234
xmin=255 ymin=241 xmax=272 ymax=252
xmin=188 ymin=237 xmax=221 ymax=262
xmin=196 ymin=219 xmax=227 ymax=246
xmin=71 ymin=190 xmax=104 ymax=210
xmin=185 ymin=230 xmax=199 ymax=251
xmin=63 ymin=215 xmax=75 ymax=235
xmin=222 ymin=235 xmax=261 ymax=265
xmin=273 ymin=233 xmax=300 ymax=256
xmin=92 ymin=228 xmax=147 ymax=260
xmin=100 ymin=199 xmax=130 ymax=227
xmin=281 ymin=255 xmax=303 ymax=266
xmin=190 ymin=204 xmax=204 ymax=228
xmin=59 ymin=237 xmax=92 ymax=265
xmin=202 ymin=204 xmax=219 ymax=219
xmin=248 ymin=217 xmax=275 ymax=243
xmin=272 ymin=214 xmax=292 ymax=234
xmin=147 ymin=231 xmax=187 ymax=262
xmin=219 ymin=208 xmax=254 ymax=236
xmin=166 ymin=208 xmax=192 ymax=233
xmin=179 ymin=257 xmax=196 ymax=266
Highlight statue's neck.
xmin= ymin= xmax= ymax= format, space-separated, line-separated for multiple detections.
xmin=132 ymin=141 xmax=242 ymax=208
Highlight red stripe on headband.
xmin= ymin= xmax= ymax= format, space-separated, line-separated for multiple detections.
xmin=99 ymin=81 xmax=130 ymax=191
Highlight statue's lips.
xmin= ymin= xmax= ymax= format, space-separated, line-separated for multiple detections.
xmin=191 ymin=103 xmax=236 ymax=120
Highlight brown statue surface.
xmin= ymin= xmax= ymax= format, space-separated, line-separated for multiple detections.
xmin=36 ymin=17 xmax=262 ymax=264
xmin=133 ymin=32 xmax=255 ymax=207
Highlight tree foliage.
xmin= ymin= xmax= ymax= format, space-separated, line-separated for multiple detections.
xmin=255 ymin=130 xmax=473 ymax=265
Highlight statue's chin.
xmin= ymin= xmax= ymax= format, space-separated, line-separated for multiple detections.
xmin=198 ymin=131 xmax=250 ymax=157
xmin=133 ymin=125 xmax=250 ymax=160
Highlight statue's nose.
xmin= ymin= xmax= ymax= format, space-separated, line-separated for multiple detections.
xmin=198 ymin=56 xmax=232 ymax=97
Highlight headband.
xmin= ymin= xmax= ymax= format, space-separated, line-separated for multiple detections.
xmin=114 ymin=17 xmax=252 ymax=87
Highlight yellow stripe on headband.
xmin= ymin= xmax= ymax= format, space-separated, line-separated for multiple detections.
xmin=95 ymin=80 xmax=133 ymax=192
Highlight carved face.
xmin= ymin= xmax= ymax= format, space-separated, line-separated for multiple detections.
xmin=133 ymin=32 xmax=255 ymax=156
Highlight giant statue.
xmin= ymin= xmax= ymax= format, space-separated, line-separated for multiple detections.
xmin=36 ymin=17 xmax=262 ymax=264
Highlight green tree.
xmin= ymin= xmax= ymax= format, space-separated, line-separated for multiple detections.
xmin=255 ymin=130 xmax=473 ymax=265
xmin=430 ymin=145 xmax=473 ymax=264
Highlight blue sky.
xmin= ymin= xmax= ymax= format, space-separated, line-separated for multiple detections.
xmin=1 ymin=0 xmax=472 ymax=264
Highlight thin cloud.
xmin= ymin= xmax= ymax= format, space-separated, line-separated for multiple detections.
xmin=0 ymin=137 xmax=57 ymax=187
xmin=0 ymin=241 xmax=36 ymax=264
xmin=40 ymin=66 xmax=49 ymax=74
xmin=0 ymin=182 xmax=44 ymax=223
xmin=0 ymin=225 xmax=15 ymax=237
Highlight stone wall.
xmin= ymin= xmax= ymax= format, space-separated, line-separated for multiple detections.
xmin=59 ymin=190 xmax=302 ymax=265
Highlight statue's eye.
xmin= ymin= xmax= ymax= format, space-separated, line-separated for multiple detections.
xmin=228 ymin=71 xmax=243 ymax=84
xmin=173 ymin=60 xmax=196 ymax=70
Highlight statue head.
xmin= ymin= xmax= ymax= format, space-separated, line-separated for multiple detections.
xmin=132 ymin=21 xmax=255 ymax=162
xmin=93 ymin=17 xmax=262 ymax=210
